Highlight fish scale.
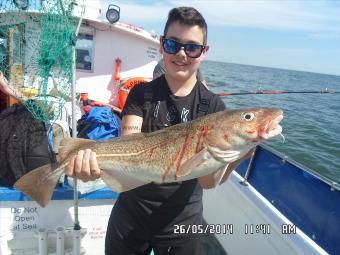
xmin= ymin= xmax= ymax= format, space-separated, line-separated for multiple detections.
xmin=14 ymin=108 xmax=283 ymax=207
xmin=97 ymin=132 xmax=199 ymax=182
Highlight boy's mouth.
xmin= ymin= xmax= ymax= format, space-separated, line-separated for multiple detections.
xmin=172 ymin=61 xmax=188 ymax=66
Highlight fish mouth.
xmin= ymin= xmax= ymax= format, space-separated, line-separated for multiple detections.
xmin=259 ymin=113 xmax=283 ymax=140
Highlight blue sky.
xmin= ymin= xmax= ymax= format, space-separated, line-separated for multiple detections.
xmin=104 ymin=0 xmax=340 ymax=76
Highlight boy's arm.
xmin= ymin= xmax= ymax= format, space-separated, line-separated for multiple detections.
xmin=121 ymin=115 xmax=143 ymax=135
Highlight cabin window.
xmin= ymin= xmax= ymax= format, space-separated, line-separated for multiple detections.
xmin=76 ymin=34 xmax=94 ymax=71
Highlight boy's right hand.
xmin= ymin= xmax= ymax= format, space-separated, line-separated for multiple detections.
xmin=65 ymin=149 xmax=101 ymax=182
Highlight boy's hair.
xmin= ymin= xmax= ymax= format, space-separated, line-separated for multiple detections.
xmin=163 ymin=7 xmax=208 ymax=45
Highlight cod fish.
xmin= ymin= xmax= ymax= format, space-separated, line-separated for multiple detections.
xmin=14 ymin=108 xmax=283 ymax=207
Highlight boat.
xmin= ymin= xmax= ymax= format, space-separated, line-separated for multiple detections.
xmin=203 ymin=144 xmax=340 ymax=255
xmin=0 ymin=1 xmax=339 ymax=255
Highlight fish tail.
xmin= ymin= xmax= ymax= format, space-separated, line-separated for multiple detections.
xmin=14 ymin=163 xmax=63 ymax=207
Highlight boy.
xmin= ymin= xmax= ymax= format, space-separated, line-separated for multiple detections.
xmin=67 ymin=7 xmax=248 ymax=254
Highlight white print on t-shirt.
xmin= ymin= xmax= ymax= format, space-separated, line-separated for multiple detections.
xmin=166 ymin=105 xmax=177 ymax=122
xmin=153 ymin=101 xmax=160 ymax=118
xmin=181 ymin=108 xmax=190 ymax=122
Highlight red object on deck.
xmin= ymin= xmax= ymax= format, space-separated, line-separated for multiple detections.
xmin=114 ymin=58 xmax=122 ymax=82
xmin=80 ymin=93 xmax=88 ymax=101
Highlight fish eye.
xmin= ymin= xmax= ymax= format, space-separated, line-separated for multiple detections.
xmin=242 ymin=112 xmax=255 ymax=121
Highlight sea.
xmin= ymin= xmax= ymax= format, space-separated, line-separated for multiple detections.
xmin=200 ymin=61 xmax=340 ymax=184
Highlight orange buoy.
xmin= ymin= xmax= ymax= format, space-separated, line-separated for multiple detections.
xmin=118 ymin=77 xmax=146 ymax=109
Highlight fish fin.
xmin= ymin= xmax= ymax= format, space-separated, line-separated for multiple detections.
xmin=14 ymin=163 xmax=62 ymax=207
xmin=59 ymin=137 xmax=95 ymax=159
xmin=176 ymin=148 xmax=211 ymax=178
xmin=212 ymin=164 xmax=229 ymax=187
xmin=59 ymin=137 xmax=93 ymax=147
xmin=101 ymin=170 xmax=149 ymax=193
xmin=208 ymin=147 xmax=242 ymax=163
xmin=208 ymin=145 xmax=255 ymax=163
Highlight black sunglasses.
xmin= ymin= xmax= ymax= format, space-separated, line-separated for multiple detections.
xmin=162 ymin=38 xmax=206 ymax=58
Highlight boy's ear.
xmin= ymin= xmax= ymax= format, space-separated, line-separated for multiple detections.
xmin=159 ymin=36 xmax=164 ymax=54
xmin=204 ymin=45 xmax=210 ymax=54
xmin=199 ymin=45 xmax=209 ymax=61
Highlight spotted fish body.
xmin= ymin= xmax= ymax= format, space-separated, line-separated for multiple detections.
xmin=14 ymin=108 xmax=283 ymax=207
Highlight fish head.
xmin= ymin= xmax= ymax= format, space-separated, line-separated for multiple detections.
xmin=204 ymin=108 xmax=284 ymax=151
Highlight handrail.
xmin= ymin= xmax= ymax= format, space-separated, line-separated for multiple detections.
xmin=239 ymin=147 xmax=257 ymax=186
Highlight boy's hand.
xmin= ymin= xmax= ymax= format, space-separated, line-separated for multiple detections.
xmin=65 ymin=149 xmax=101 ymax=182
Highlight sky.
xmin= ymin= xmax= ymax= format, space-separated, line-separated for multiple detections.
xmin=98 ymin=0 xmax=340 ymax=76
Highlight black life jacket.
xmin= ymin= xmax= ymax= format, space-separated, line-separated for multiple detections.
xmin=0 ymin=104 xmax=56 ymax=187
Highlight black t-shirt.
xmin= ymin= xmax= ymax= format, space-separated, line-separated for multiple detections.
xmin=117 ymin=75 xmax=225 ymax=242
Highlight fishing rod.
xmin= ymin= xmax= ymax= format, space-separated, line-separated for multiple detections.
xmin=218 ymin=89 xmax=339 ymax=97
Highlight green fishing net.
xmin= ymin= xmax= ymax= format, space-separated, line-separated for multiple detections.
xmin=0 ymin=0 xmax=75 ymax=122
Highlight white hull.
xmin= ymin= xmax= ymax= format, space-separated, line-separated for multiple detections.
xmin=0 ymin=199 xmax=115 ymax=255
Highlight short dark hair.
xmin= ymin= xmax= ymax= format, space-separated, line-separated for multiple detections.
xmin=163 ymin=7 xmax=208 ymax=45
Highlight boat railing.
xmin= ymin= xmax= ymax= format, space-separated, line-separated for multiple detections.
xmin=239 ymin=147 xmax=257 ymax=186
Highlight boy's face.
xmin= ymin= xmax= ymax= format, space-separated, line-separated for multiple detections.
xmin=161 ymin=21 xmax=208 ymax=82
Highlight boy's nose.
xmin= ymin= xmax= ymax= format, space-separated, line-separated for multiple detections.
xmin=176 ymin=46 xmax=186 ymax=57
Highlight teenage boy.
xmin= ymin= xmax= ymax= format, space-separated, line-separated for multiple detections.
xmin=66 ymin=7 xmax=249 ymax=254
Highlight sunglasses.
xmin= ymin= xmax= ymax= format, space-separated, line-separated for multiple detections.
xmin=162 ymin=38 xmax=206 ymax=58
